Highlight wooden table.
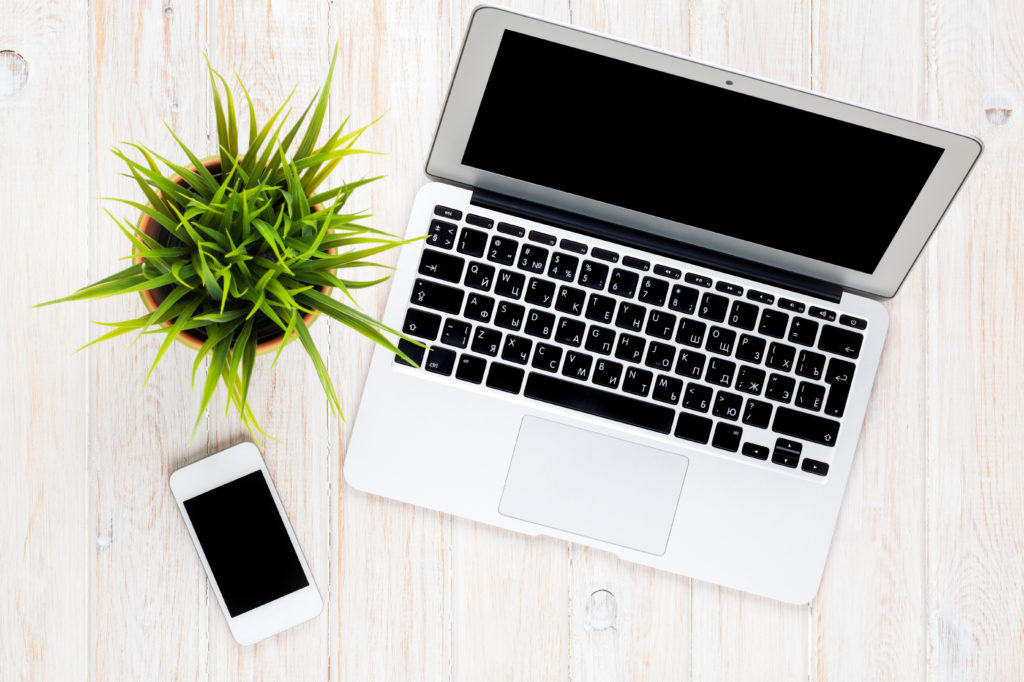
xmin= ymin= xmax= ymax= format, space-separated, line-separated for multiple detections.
xmin=3 ymin=1 xmax=1022 ymax=679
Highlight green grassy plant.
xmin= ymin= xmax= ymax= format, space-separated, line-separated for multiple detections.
xmin=38 ymin=48 xmax=419 ymax=439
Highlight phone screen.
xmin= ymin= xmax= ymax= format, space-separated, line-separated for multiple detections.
xmin=183 ymin=470 xmax=309 ymax=616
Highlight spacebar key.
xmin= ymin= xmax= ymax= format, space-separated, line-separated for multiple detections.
xmin=523 ymin=372 xmax=674 ymax=434
xmin=772 ymin=407 xmax=840 ymax=446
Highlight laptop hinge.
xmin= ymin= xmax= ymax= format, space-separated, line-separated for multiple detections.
xmin=470 ymin=189 xmax=843 ymax=304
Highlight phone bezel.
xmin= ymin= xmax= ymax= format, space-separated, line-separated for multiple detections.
xmin=169 ymin=442 xmax=322 ymax=645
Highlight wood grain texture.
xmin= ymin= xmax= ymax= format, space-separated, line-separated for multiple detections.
xmin=1 ymin=0 xmax=1022 ymax=680
xmin=812 ymin=1 xmax=930 ymax=681
xmin=0 ymin=1 xmax=89 ymax=680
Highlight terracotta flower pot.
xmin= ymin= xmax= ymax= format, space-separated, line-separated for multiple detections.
xmin=134 ymin=156 xmax=327 ymax=354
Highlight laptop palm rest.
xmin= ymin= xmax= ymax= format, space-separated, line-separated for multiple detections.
xmin=498 ymin=416 xmax=689 ymax=556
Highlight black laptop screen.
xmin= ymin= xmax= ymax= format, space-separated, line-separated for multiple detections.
xmin=461 ymin=30 xmax=944 ymax=274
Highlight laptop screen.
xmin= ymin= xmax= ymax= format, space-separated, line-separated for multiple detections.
xmin=461 ymin=30 xmax=944 ymax=274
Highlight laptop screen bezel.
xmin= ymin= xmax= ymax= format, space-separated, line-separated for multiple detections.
xmin=425 ymin=6 xmax=982 ymax=299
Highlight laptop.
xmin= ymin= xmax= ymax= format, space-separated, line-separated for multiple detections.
xmin=345 ymin=6 xmax=981 ymax=603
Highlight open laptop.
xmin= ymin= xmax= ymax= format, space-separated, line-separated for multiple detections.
xmin=345 ymin=6 xmax=981 ymax=603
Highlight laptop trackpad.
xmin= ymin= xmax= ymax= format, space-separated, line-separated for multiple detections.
xmin=498 ymin=416 xmax=689 ymax=556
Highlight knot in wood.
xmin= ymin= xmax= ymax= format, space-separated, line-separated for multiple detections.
xmin=0 ymin=51 xmax=28 ymax=97
xmin=585 ymin=589 xmax=617 ymax=631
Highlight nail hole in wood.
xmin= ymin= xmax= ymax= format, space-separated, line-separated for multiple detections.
xmin=164 ymin=4 xmax=174 ymax=18
xmin=0 ymin=50 xmax=28 ymax=97
xmin=983 ymin=92 xmax=1013 ymax=126
xmin=585 ymin=589 xmax=617 ymax=631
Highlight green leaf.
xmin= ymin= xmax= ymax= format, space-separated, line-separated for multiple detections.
xmin=293 ymin=314 xmax=341 ymax=417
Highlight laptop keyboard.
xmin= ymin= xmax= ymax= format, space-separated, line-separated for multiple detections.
xmin=395 ymin=204 xmax=868 ymax=480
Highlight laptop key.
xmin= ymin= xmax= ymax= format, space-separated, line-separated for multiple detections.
xmin=547 ymin=252 xmax=579 ymax=281
xmin=735 ymin=366 xmax=766 ymax=395
xmin=555 ymin=317 xmax=586 ymax=347
xmin=463 ymin=293 xmax=495 ymax=323
xmin=675 ymin=412 xmax=713 ymax=444
xmin=801 ymin=459 xmax=830 ymax=476
xmin=457 ymin=227 xmax=488 ymax=258
xmin=758 ymin=309 xmax=789 ymax=338
xmin=495 ymin=269 xmax=525 ymax=299
xmin=728 ymin=301 xmax=759 ymax=331
xmin=682 ymin=384 xmax=713 ymax=412
xmin=487 ymin=235 xmax=518 ymax=265
xmin=705 ymin=358 xmax=736 ymax=387
xmin=592 ymin=359 xmax=623 ymax=388
xmin=529 ymin=230 xmax=556 ymax=246
xmin=424 ymin=346 xmax=456 ymax=376
xmin=818 ymin=325 xmax=864 ymax=359
xmin=394 ymin=338 xmax=426 ymax=367
xmin=411 ymin=278 xmax=464 ymax=315
xmin=676 ymin=318 xmax=707 ymax=347
xmin=585 ymin=293 xmax=616 ymax=324
xmin=494 ymin=301 xmax=525 ymax=331
xmin=706 ymin=326 xmax=736 ymax=356
xmin=645 ymin=310 xmax=677 ymax=340
xmin=674 ymin=349 xmax=706 ymax=379
xmin=839 ymin=314 xmax=867 ymax=330
xmin=766 ymin=342 xmax=796 ymax=371
xmin=524 ymin=372 xmax=674 ymax=434
xmin=779 ymin=298 xmax=805 ymax=313
xmin=402 ymin=308 xmax=441 ymax=341
xmin=472 ymin=327 xmax=502 ymax=356
xmin=427 ymin=219 xmax=457 ymax=249
xmin=464 ymin=261 xmax=495 ymax=291
xmin=796 ymin=381 xmax=825 ymax=411
xmin=771 ymin=449 xmax=799 ymax=468
xmin=668 ymin=285 xmax=699 ymax=314
xmin=652 ymin=375 xmax=683 ymax=405
xmin=772 ymin=407 xmax=840 ymax=446
xmin=713 ymin=391 xmax=743 ymax=421
xmin=486 ymin=362 xmax=525 ymax=393
xmin=736 ymin=334 xmax=766 ymax=364
xmin=525 ymin=309 xmax=555 ymax=339
xmin=644 ymin=341 xmax=675 ymax=371
xmin=609 ymin=268 xmax=639 ymax=298
xmin=419 ymin=248 xmax=465 ymax=283
xmin=622 ymin=255 xmax=650 ymax=271
xmin=698 ymin=292 xmax=729 ymax=322
xmin=622 ymin=367 xmax=654 ymax=396
xmin=468 ymin=213 xmax=495 ymax=229
xmin=716 ymin=281 xmax=743 ymax=296
xmin=560 ymin=238 xmax=587 ymax=254
xmin=579 ymin=260 xmax=609 ymax=289
xmin=471 ymin=325 xmax=503 ymax=356
xmin=712 ymin=423 xmax=743 ymax=452
xmin=654 ymin=264 xmax=682 ymax=279
xmin=585 ymin=325 xmax=616 ymax=355
xmin=591 ymin=247 xmax=619 ymax=263
xmin=434 ymin=204 xmax=461 ymax=220
xmin=742 ymin=399 xmax=773 ymax=428
xmin=615 ymin=301 xmax=646 ymax=332
xmin=525 ymin=277 xmax=556 ymax=307
xmin=788 ymin=317 xmax=819 ymax=346
xmin=517 ymin=245 xmax=549 ymax=274
xmin=638 ymin=276 xmax=669 ymax=306
xmin=796 ymin=350 xmax=826 ymax=380
xmin=555 ymin=285 xmax=586 ymax=315
xmin=741 ymin=442 xmax=770 ymax=460
xmin=441 ymin=319 xmax=471 ymax=348
xmin=809 ymin=306 xmax=837 ymax=322
xmin=824 ymin=358 xmax=856 ymax=417
xmin=747 ymin=289 xmax=775 ymax=305
xmin=532 ymin=343 xmax=562 ymax=372
xmin=496 ymin=221 xmax=523 ymax=236
xmin=501 ymin=334 xmax=532 ymax=365
xmin=615 ymin=333 xmax=646 ymax=363
xmin=766 ymin=373 xmax=795 ymax=403
xmin=685 ymin=273 xmax=712 ymax=288
xmin=455 ymin=354 xmax=487 ymax=384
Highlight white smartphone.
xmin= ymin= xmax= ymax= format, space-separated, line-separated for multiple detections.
xmin=169 ymin=442 xmax=323 ymax=645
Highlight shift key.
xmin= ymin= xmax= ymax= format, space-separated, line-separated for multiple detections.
xmin=772 ymin=407 xmax=840 ymax=446
xmin=410 ymin=278 xmax=464 ymax=315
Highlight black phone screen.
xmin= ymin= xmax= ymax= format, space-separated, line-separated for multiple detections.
xmin=183 ymin=470 xmax=309 ymax=616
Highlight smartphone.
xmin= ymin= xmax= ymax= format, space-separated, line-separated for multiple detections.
xmin=169 ymin=442 xmax=323 ymax=645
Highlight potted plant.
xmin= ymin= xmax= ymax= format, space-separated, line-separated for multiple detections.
xmin=39 ymin=49 xmax=419 ymax=438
